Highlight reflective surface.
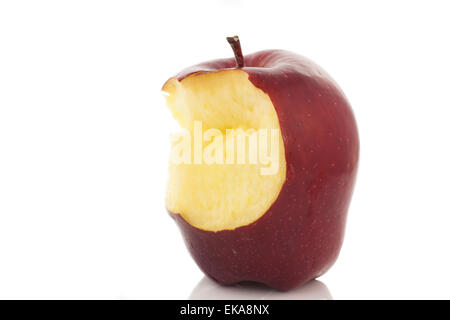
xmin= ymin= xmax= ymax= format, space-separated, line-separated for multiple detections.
xmin=190 ymin=277 xmax=332 ymax=300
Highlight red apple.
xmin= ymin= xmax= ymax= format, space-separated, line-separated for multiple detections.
xmin=162 ymin=36 xmax=359 ymax=291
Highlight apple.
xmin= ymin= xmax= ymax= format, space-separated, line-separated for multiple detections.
xmin=162 ymin=36 xmax=359 ymax=291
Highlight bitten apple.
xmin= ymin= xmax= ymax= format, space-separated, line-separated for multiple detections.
xmin=162 ymin=36 xmax=359 ymax=291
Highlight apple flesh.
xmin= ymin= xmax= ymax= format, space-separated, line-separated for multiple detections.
xmin=163 ymin=37 xmax=359 ymax=291
xmin=164 ymin=70 xmax=286 ymax=231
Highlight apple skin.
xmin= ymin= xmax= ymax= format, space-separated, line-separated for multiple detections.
xmin=166 ymin=50 xmax=359 ymax=291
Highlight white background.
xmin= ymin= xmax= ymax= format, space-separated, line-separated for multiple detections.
xmin=1 ymin=0 xmax=449 ymax=299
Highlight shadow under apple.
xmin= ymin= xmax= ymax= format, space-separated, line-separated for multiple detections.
xmin=189 ymin=277 xmax=332 ymax=300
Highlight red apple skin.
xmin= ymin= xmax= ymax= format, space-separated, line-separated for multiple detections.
xmin=166 ymin=50 xmax=359 ymax=291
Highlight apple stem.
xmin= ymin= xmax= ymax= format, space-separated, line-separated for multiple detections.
xmin=227 ymin=35 xmax=245 ymax=68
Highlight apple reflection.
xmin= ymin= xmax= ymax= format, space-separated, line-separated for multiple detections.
xmin=190 ymin=277 xmax=332 ymax=300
